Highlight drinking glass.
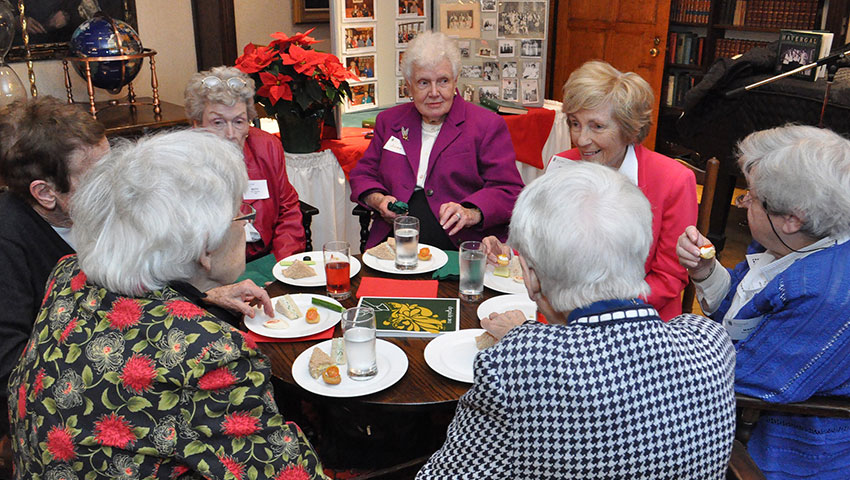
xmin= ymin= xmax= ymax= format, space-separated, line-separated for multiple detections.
xmin=323 ymin=241 xmax=351 ymax=300
xmin=341 ymin=307 xmax=378 ymax=380
xmin=394 ymin=215 xmax=419 ymax=270
xmin=459 ymin=240 xmax=486 ymax=302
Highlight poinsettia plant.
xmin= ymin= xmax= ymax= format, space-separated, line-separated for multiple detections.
xmin=235 ymin=28 xmax=357 ymax=118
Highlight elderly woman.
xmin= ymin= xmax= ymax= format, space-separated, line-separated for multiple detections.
xmin=418 ymin=162 xmax=735 ymax=479
xmin=487 ymin=61 xmax=697 ymax=320
xmin=185 ymin=66 xmax=304 ymax=260
xmin=678 ymin=125 xmax=850 ymax=480
xmin=7 ymin=131 xmax=327 ymax=479
xmin=349 ymin=31 xmax=524 ymax=251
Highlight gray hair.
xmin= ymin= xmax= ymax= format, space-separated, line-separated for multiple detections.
xmin=401 ymin=31 xmax=461 ymax=82
xmin=737 ymin=124 xmax=850 ymax=238
xmin=71 ymin=130 xmax=248 ymax=296
xmin=508 ymin=162 xmax=652 ymax=312
xmin=184 ymin=66 xmax=258 ymax=124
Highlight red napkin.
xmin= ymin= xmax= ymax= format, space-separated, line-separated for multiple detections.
xmin=242 ymin=326 xmax=335 ymax=343
xmin=503 ymin=107 xmax=556 ymax=169
xmin=356 ymin=277 xmax=439 ymax=298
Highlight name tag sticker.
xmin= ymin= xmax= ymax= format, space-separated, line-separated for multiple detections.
xmin=383 ymin=136 xmax=406 ymax=156
xmin=244 ymin=180 xmax=269 ymax=200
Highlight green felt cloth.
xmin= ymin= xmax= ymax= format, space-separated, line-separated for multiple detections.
xmin=237 ymin=253 xmax=278 ymax=285
xmin=432 ymin=250 xmax=459 ymax=280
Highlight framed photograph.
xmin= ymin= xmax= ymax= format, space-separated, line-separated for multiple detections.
xmin=482 ymin=17 xmax=496 ymax=32
xmin=498 ymin=1 xmax=546 ymax=39
xmin=8 ymin=0 xmax=137 ymax=62
xmin=346 ymin=54 xmax=376 ymax=81
xmin=482 ymin=61 xmax=500 ymax=81
xmin=396 ymin=20 xmax=425 ymax=47
xmin=478 ymin=85 xmax=500 ymax=102
xmin=520 ymin=39 xmax=543 ymax=57
xmin=461 ymin=64 xmax=482 ymax=79
xmin=294 ymin=0 xmax=330 ymax=24
xmin=440 ymin=3 xmax=480 ymax=39
xmin=502 ymin=78 xmax=518 ymax=101
xmin=501 ymin=61 xmax=517 ymax=78
xmin=397 ymin=0 xmax=426 ymax=18
xmin=482 ymin=0 xmax=497 ymax=13
xmin=396 ymin=49 xmax=406 ymax=75
xmin=477 ymin=46 xmax=495 ymax=58
xmin=396 ymin=77 xmax=412 ymax=103
xmin=459 ymin=40 xmax=471 ymax=58
xmin=521 ymin=79 xmax=539 ymax=104
xmin=521 ymin=61 xmax=541 ymax=79
xmin=461 ymin=84 xmax=476 ymax=102
xmin=343 ymin=0 xmax=374 ymax=22
xmin=344 ymin=26 xmax=376 ymax=54
xmin=498 ymin=40 xmax=515 ymax=57
xmin=349 ymin=83 xmax=377 ymax=110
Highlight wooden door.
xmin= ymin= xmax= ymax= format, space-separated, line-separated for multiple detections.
xmin=549 ymin=0 xmax=672 ymax=148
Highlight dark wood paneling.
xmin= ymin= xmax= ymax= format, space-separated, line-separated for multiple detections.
xmin=191 ymin=0 xmax=238 ymax=71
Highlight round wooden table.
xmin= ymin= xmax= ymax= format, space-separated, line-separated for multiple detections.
xmin=259 ymin=255 xmax=501 ymax=409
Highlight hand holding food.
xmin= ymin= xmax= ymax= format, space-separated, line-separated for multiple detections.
xmin=481 ymin=309 xmax=527 ymax=340
xmin=676 ymin=225 xmax=716 ymax=280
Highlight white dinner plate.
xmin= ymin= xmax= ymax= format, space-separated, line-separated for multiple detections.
xmin=424 ymin=329 xmax=484 ymax=383
xmin=476 ymin=294 xmax=537 ymax=322
xmin=292 ymin=339 xmax=408 ymax=398
xmin=272 ymin=251 xmax=362 ymax=287
xmin=244 ymin=294 xmax=343 ymax=339
xmin=361 ymin=243 xmax=448 ymax=275
xmin=483 ymin=263 xmax=527 ymax=294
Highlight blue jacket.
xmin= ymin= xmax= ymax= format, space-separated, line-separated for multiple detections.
xmin=713 ymin=240 xmax=850 ymax=479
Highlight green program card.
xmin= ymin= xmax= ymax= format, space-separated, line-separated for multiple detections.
xmin=357 ymin=297 xmax=460 ymax=337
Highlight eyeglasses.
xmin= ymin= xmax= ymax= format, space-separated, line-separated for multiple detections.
xmin=736 ymin=189 xmax=831 ymax=254
xmin=734 ymin=190 xmax=754 ymax=208
xmin=233 ymin=203 xmax=256 ymax=224
xmin=201 ymin=76 xmax=249 ymax=91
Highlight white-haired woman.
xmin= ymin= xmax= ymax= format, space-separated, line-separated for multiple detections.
xmin=678 ymin=125 xmax=850 ymax=479
xmin=7 ymin=131 xmax=328 ymax=479
xmin=419 ymin=162 xmax=735 ymax=479
xmin=349 ymin=31 xmax=523 ymax=251
xmin=185 ymin=66 xmax=304 ymax=261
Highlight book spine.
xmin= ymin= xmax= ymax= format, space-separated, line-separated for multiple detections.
xmin=666 ymin=74 xmax=676 ymax=107
xmin=668 ymin=32 xmax=678 ymax=63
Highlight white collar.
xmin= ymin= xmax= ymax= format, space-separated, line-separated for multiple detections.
xmin=617 ymin=144 xmax=638 ymax=186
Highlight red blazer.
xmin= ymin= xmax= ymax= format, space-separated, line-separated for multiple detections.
xmin=243 ymin=128 xmax=305 ymax=260
xmin=553 ymin=145 xmax=697 ymax=320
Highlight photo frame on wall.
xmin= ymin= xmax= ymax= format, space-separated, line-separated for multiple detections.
xmin=345 ymin=55 xmax=376 ymax=81
xmin=498 ymin=40 xmax=515 ymax=57
xmin=397 ymin=0 xmax=426 ymax=18
xmin=343 ymin=26 xmax=376 ymax=54
xmin=396 ymin=20 xmax=425 ymax=47
xmin=294 ymin=0 xmax=330 ymax=24
xmin=502 ymin=78 xmax=518 ymax=101
xmin=497 ymin=1 xmax=546 ymax=39
xmin=349 ymin=82 xmax=377 ymax=111
xmin=521 ymin=79 xmax=539 ymax=104
xmin=396 ymin=78 xmax=412 ymax=102
xmin=440 ymin=3 xmax=480 ymax=38
xmin=343 ymin=0 xmax=374 ymax=22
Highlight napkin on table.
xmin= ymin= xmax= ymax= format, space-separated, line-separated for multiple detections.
xmin=237 ymin=253 xmax=278 ymax=285
xmin=241 ymin=326 xmax=335 ymax=343
xmin=432 ymin=250 xmax=459 ymax=280
xmin=356 ymin=277 xmax=439 ymax=298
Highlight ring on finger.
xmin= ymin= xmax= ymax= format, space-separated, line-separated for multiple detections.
xmin=455 ymin=212 xmax=462 ymax=220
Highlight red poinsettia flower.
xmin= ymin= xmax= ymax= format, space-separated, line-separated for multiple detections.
xmin=121 ymin=354 xmax=156 ymax=394
xmin=270 ymin=27 xmax=318 ymax=49
xmin=33 ymin=369 xmax=45 ymax=397
xmin=235 ymin=43 xmax=279 ymax=74
xmin=198 ymin=366 xmax=237 ymax=391
xmin=70 ymin=271 xmax=87 ymax=291
xmin=279 ymin=44 xmax=324 ymax=75
xmin=274 ymin=465 xmax=311 ymax=480
xmin=220 ymin=411 xmax=260 ymax=438
xmin=46 ymin=425 xmax=76 ymax=462
xmin=317 ymin=54 xmax=359 ymax=88
xmin=17 ymin=382 xmax=26 ymax=419
xmin=165 ymin=300 xmax=205 ymax=320
xmin=93 ymin=413 xmax=137 ymax=448
xmin=107 ymin=297 xmax=143 ymax=330
xmin=218 ymin=454 xmax=245 ymax=480
xmin=257 ymin=72 xmax=294 ymax=105
xmin=59 ymin=317 xmax=78 ymax=344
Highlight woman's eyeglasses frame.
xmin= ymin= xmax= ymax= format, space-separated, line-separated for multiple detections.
xmin=233 ymin=203 xmax=256 ymax=224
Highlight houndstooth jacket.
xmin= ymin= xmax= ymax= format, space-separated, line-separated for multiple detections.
xmin=418 ymin=301 xmax=736 ymax=480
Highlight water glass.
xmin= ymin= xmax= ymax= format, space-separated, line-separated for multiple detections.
xmin=459 ymin=240 xmax=486 ymax=302
xmin=341 ymin=307 xmax=378 ymax=380
xmin=323 ymin=241 xmax=351 ymax=300
xmin=394 ymin=215 xmax=419 ymax=270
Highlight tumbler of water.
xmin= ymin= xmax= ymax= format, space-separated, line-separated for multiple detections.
xmin=341 ymin=307 xmax=378 ymax=380
xmin=394 ymin=216 xmax=419 ymax=270
xmin=459 ymin=241 xmax=486 ymax=302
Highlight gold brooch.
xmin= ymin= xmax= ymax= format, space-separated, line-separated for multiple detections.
xmin=401 ymin=126 xmax=409 ymax=141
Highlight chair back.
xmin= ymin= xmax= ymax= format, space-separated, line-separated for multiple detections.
xmin=676 ymin=157 xmax=720 ymax=313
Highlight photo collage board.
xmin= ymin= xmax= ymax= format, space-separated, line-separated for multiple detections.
xmin=436 ymin=0 xmax=548 ymax=107
xmin=330 ymin=0 xmax=430 ymax=112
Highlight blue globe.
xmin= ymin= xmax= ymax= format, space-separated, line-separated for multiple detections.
xmin=69 ymin=14 xmax=143 ymax=93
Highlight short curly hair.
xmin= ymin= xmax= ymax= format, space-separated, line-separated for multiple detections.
xmin=184 ymin=66 xmax=258 ymax=124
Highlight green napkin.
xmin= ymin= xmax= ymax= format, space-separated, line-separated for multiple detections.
xmin=237 ymin=253 xmax=278 ymax=285
xmin=432 ymin=250 xmax=459 ymax=280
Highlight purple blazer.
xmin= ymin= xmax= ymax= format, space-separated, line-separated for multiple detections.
xmin=349 ymin=96 xmax=524 ymax=249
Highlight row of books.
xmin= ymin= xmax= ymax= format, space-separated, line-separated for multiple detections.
xmin=670 ymin=0 xmax=711 ymax=24
xmin=716 ymin=0 xmax=819 ymax=30
xmin=668 ymin=32 xmax=706 ymax=66
xmin=714 ymin=38 xmax=769 ymax=59
xmin=663 ymin=72 xmax=699 ymax=108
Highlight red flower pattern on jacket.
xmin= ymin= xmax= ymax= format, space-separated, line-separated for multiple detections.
xmin=93 ymin=412 xmax=137 ymax=448
xmin=221 ymin=412 xmax=260 ymax=438
xmin=121 ymin=354 xmax=157 ymax=393
xmin=17 ymin=382 xmax=26 ymax=419
xmin=165 ymin=300 xmax=206 ymax=320
xmin=198 ymin=366 xmax=237 ymax=391
xmin=46 ymin=425 xmax=76 ymax=462
xmin=32 ymin=369 xmax=45 ymax=397
xmin=70 ymin=271 xmax=87 ymax=291
xmin=219 ymin=454 xmax=245 ymax=480
xmin=107 ymin=297 xmax=142 ymax=330
xmin=59 ymin=317 xmax=77 ymax=344
xmin=275 ymin=465 xmax=311 ymax=480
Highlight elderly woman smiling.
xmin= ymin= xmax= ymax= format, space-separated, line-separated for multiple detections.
xmin=418 ymin=162 xmax=735 ymax=479
xmin=7 ymin=131 xmax=327 ymax=479
xmin=185 ymin=66 xmax=305 ymax=261
xmin=349 ymin=31 xmax=523 ymax=251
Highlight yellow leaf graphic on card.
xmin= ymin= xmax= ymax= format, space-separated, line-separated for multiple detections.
xmin=384 ymin=302 xmax=446 ymax=333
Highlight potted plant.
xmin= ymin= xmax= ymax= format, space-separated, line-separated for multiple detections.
xmin=235 ymin=29 xmax=357 ymax=153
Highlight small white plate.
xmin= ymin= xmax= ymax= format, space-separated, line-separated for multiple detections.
xmin=483 ymin=264 xmax=527 ymax=294
xmin=244 ymin=294 xmax=343 ymax=339
xmin=292 ymin=339 xmax=408 ymax=398
xmin=424 ymin=329 xmax=485 ymax=383
xmin=361 ymin=243 xmax=449 ymax=275
xmin=477 ymin=294 xmax=537 ymax=322
xmin=272 ymin=251 xmax=362 ymax=287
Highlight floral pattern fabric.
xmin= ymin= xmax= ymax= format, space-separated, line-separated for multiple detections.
xmin=7 ymin=255 xmax=327 ymax=480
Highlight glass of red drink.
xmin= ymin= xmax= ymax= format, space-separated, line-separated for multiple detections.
xmin=323 ymin=241 xmax=351 ymax=300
